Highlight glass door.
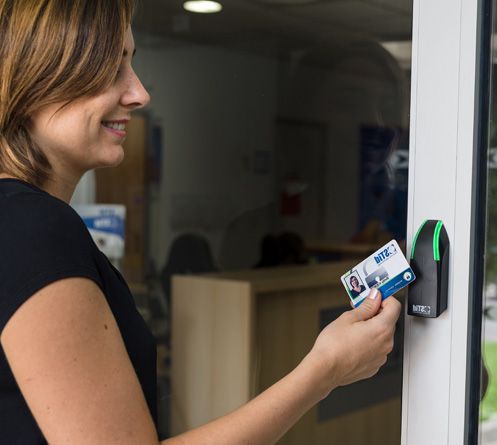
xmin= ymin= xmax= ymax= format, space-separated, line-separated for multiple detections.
xmin=473 ymin=0 xmax=497 ymax=443
xmin=131 ymin=0 xmax=413 ymax=443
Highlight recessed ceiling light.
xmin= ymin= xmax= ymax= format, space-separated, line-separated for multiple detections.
xmin=183 ymin=1 xmax=223 ymax=13
xmin=254 ymin=0 xmax=319 ymax=4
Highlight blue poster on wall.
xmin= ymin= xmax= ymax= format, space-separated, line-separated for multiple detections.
xmin=359 ymin=126 xmax=409 ymax=241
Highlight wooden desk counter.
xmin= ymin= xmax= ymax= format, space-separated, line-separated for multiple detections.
xmin=201 ymin=260 xmax=357 ymax=293
xmin=171 ymin=262 xmax=401 ymax=444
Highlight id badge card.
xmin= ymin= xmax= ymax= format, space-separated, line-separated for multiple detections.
xmin=341 ymin=239 xmax=416 ymax=307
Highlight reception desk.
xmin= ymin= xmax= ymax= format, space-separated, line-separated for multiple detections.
xmin=171 ymin=262 xmax=402 ymax=444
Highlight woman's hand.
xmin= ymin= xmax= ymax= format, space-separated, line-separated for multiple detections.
xmin=163 ymin=288 xmax=400 ymax=445
xmin=305 ymin=289 xmax=402 ymax=399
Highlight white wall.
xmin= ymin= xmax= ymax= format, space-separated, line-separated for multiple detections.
xmin=132 ymin=35 xmax=408 ymax=270
xmin=277 ymin=45 xmax=409 ymax=241
xmin=133 ymin=36 xmax=278 ymax=269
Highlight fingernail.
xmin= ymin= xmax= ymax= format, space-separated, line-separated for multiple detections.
xmin=369 ymin=288 xmax=379 ymax=300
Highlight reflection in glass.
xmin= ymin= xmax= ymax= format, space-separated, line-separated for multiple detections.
xmin=92 ymin=0 xmax=413 ymax=442
xmin=481 ymin=29 xmax=497 ymax=442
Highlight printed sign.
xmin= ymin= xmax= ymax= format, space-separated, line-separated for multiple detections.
xmin=73 ymin=204 xmax=126 ymax=261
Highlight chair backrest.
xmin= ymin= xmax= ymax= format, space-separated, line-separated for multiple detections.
xmin=219 ymin=202 xmax=279 ymax=270
xmin=160 ymin=233 xmax=218 ymax=299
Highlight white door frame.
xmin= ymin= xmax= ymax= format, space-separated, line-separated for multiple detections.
xmin=402 ymin=0 xmax=489 ymax=443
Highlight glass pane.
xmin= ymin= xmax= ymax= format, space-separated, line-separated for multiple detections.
xmin=75 ymin=0 xmax=412 ymax=443
xmin=480 ymin=2 xmax=497 ymax=443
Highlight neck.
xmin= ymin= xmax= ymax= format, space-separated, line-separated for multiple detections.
xmin=43 ymin=176 xmax=79 ymax=203
xmin=0 ymin=173 xmax=79 ymax=204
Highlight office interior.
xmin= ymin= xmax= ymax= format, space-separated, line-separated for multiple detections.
xmin=69 ymin=0 xmax=489 ymax=443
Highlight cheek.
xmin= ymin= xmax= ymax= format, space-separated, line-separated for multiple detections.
xmin=56 ymin=121 xmax=88 ymax=148
xmin=40 ymin=113 xmax=84 ymax=144
xmin=62 ymin=113 xmax=100 ymax=145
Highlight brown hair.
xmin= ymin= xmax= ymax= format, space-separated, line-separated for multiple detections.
xmin=0 ymin=0 xmax=135 ymax=187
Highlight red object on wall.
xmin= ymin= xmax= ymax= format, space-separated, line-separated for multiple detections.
xmin=280 ymin=191 xmax=301 ymax=216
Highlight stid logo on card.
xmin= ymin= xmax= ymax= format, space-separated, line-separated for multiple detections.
xmin=341 ymin=240 xmax=416 ymax=307
xmin=374 ymin=244 xmax=397 ymax=264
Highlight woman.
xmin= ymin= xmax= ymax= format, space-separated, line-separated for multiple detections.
xmin=349 ymin=275 xmax=367 ymax=298
xmin=0 ymin=1 xmax=401 ymax=444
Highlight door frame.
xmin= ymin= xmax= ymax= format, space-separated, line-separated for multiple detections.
xmin=465 ymin=0 xmax=492 ymax=442
xmin=402 ymin=0 xmax=491 ymax=443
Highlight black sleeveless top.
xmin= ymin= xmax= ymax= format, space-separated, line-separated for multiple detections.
xmin=0 ymin=179 xmax=157 ymax=444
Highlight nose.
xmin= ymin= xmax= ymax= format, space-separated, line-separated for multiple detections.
xmin=121 ymin=68 xmax=151 ymax=110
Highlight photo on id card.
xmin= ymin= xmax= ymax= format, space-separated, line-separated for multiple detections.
xmin=341 ymin=239 xmax=416 ymax=307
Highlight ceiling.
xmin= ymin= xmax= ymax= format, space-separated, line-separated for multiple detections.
xmin=133 ymin=0 xmax=413 ymax=61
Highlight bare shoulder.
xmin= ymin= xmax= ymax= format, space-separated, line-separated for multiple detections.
xmin=1 ymin=277 xmax=159 ymax=445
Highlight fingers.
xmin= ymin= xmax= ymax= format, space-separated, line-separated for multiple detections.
xmin=352 ymin=288 xmax=382 ymax=321
xmin=375 ymin=296 xmax=402 ymax=325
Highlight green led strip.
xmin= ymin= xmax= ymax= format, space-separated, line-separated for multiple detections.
xmin=433 ymin=220 xmax=443 ymax=261
xmin=411 ymin=219 xmax=428 ymax=259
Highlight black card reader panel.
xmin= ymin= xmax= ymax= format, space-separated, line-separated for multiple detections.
xmin=408 ymin=220 xmax=450 ymax=318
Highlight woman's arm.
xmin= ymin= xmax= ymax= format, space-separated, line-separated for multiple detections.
xmin=162 ymin=353 xmax=326 ymax=445
xmin=1 ymin=278 xmax=159 ymax=444
xmin=1 ymin=278 xmax=399 ymax=445
xmin=162 ymin=289 xmax=399 ymax=445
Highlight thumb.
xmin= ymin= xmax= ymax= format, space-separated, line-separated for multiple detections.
xmin=352 ymin=288 xmax=382 ymax=321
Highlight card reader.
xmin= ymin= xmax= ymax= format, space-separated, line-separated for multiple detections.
xmin=408 ymin=220 xmax=449 ymax=318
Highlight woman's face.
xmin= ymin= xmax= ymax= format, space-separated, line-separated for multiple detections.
xmin=351 ymin=277 xmax=359 ymax=288
xmin=28 ymin=28 xmax=150 ymax=180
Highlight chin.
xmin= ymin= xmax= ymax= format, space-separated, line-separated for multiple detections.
xmin=99 ymin=145 xmax=125 ymax=168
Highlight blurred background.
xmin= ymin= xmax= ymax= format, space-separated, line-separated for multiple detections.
xmin=72 ymin=0 xmax=413 ymax=442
